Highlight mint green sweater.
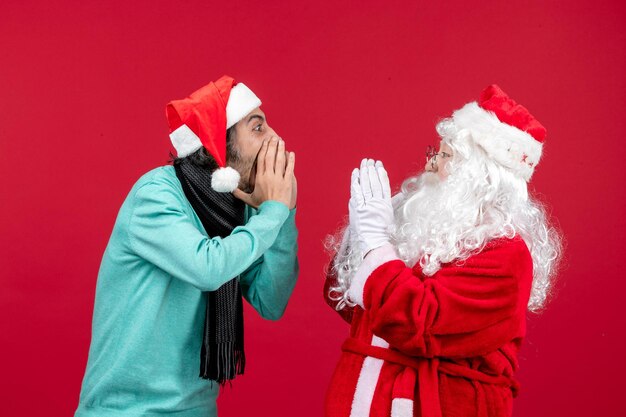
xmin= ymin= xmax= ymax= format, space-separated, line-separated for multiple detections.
xmin=75 ymin=166 xmax=298 ymax=417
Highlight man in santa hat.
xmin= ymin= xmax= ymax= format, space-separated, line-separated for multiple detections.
xmin=324 ymin=85 xmax=562 ymax=417
xmin=75 ymin=75 xmax=298 ymax=416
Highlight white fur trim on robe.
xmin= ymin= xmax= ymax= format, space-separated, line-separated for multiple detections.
xmin=391 ymin=398 xmax=413 ymax=417
xmin=348 ymin=244 xmax=400 ymax=309
xmin=350 ymin=335 xmax=389 ymax=417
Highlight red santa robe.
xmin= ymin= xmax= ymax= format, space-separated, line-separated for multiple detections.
xmin=324 ymin=235 xmax=533 ymax=417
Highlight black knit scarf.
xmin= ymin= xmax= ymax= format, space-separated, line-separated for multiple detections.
xmin=174 ymin=160 xmax=246 ymax=384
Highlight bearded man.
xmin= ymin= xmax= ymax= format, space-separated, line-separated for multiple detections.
xmin=324 ymin=85 xmax=562 ymax=417
xmin=76 ymin=75 xmax=298 ymax=417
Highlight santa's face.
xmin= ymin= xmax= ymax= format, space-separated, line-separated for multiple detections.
xmin=227 ymin=107 xmax=282 ymax=192
xmin=425 ymin=142 xmax=453 ymax=181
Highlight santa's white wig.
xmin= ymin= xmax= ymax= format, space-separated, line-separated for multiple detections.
xmin=327 ymin=118 xmax=562 ymax=313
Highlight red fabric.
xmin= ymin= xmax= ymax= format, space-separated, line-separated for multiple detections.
xmin=479 ymin=84 xmax=547 ymax=143
xmin=324 ymin=236 xmax=533 ymax=417
xmin=165 ymin=75 xmax=236 ymax=166
xmin=342 ymin=338 xmax=519 ymax=417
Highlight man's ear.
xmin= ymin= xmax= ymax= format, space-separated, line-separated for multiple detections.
xmin=225 ymin=125 xmax=238 ymax=164
xmin=226 ymin=125 xmax=237 ymax=146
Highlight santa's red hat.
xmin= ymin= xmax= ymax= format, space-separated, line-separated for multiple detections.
xmin=166 ymin=75 xmax=262 ymax=192
xmin=451 ymin=85 xmax=546 ymax=181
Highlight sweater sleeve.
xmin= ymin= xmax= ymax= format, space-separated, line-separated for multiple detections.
xmin=349 ymin=238 xmax=533 ymax=358
xmin=127 ymin=181 xmax=290 ymax=292
xmin=239 ymin=208 xmax=299 ymax=321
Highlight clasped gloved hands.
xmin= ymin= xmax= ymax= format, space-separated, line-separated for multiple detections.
xmin=349 ymin=158 xmax=395 ymax=256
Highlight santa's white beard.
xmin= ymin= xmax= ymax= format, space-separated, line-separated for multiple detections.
xmin=390 ymin=170 xmax=506 ymax=275
xmin=329 ymin=163 xmax=561 ymax=313
xmin=329 ymin=170 xmax=499 ymax=309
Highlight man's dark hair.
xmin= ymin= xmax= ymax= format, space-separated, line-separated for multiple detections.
xmin=170 ymin=127 xmax=236 ymax=168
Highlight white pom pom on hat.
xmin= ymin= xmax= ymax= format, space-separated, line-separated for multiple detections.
xmin=210 ymin=166 xmax=241 ymax=193
xmin=166 ymin=75 xmax=261 ymax=192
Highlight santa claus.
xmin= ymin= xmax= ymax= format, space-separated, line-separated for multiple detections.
xmin=324 ymin=85 xmax=562 ymax=417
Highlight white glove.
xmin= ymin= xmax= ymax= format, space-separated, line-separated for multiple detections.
xmin=349 ymin=158 xmax=394 ymax=255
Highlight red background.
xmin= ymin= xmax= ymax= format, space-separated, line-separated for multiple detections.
xmin=1 ymin=1 xmax=625 ymax=416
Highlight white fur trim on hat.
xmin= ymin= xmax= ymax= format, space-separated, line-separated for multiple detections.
xmin=226 ymin=83 xmax=262 ymax=129
xmin=211 ymin=166 xmax=240 ymax=192
xmin=452 ymin=102 xmax=543 ymax=181
xmin=169 ymin=124 xmax=203 ymax=158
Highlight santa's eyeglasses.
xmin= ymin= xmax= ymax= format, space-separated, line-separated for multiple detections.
xmin=425 ymin=145 xmax=452 ymax=169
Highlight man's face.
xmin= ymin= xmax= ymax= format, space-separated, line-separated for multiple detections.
xmin=227 ymin=107 xmax=278 ymax=192
xmin=424 ymin=142 xmax=453 ymax=181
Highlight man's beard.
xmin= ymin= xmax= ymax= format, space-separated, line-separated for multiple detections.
xmin=391 ymin=168 xmax=562 ymax=313
xmin=330 ymin=168 xmax=516 ymax=309
xmin=391 ymin=170 xmax=483 ymax=274
xmin=331 ymin=159 xmax=561 ymax=313
xmin=328 ymin=171 xmax=465 ymax=309
xmin=227 ymin=149 xmax=255 ymax=193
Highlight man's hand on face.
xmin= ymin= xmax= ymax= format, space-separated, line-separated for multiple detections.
xmin=233 ymin=137 xmax=295 ymax=209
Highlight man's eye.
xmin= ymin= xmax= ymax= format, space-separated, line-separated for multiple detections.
xmin=253 ymin=124 xmax=262 ymax=132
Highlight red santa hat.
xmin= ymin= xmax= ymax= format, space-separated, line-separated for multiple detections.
xmin=166 ymin=75 xmax=262 ymax=192
xmin=451 ymin=85 xmax=546 ymax=181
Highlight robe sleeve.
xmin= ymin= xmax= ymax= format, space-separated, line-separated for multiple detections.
xmin=128 ymin=180 xmax=290 ymax=292
xmin=239 ymin=207 xmax=299 ymax=321
xmin=348 ymin=238 xmax=533 ymax=357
